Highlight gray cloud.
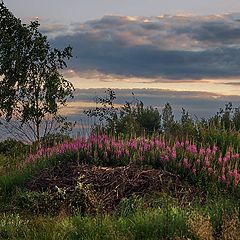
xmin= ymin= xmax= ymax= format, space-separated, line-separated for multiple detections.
xmin=50 ymin=14 xmax=240 ymax=81
xmin=223 ymin=81 xmax=240 ymax=85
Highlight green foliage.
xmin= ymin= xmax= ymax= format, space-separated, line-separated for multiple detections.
xmin=11 ymin=187 xmax=86 ymax=215
xmin=117 ymin=194 xmax=146 ymax=216
xmin=233 ymin=108 xmax=240 ymax=130
xmin=118 ymin=100 xmax=161 ymax=135
xmin=197 ymin=123 xmax=240 ymax=153
xmin=85 ymin=89 xmax=162 ymax=136
xmin=162 ymin=102 xmax=175 ymax=135
xmin=207 ymin=102 xmax=240 ymax=131
xmin=0 ymin=139 xmax=29 ymax=157
xmin=0 ymin=139 xmax=29 ymax=175
xmin=0 ymin=150 xmax=77 ymax=199
xmin=0 ymin=213 xmax=30 ymax=239
xmin=0 ymin=2 xmax=74 ymax=141
xmin=0 ymin=188 xmax=239 ymax=239
xmin=68 ymin=206 xmax=189 ymax=240
xmin=0 ymin=213 xmax=73 ymax=240
xmin=33 ymin=133 xmax=72 ymax=149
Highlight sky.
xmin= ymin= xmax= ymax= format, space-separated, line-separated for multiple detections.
xmin=7 ymin=0 xmax=240 ymax=23
xmin=3 ymin=0 xmax=240 ymax=120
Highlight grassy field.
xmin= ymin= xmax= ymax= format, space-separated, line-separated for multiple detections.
xmin=0 ymin=134 xmax=239 ymax=239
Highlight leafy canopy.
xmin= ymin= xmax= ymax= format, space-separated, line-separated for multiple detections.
xmin=0 ymin=2 xmax=74 ymax=141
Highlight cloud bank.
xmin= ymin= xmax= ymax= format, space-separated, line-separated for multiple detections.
xmin=48 ymin=14 xmax=240 ymax=81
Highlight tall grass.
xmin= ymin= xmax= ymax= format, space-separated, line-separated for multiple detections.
xmin=0 ymin=196 xmax=239 ymax=240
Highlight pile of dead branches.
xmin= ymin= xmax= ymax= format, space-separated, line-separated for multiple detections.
xmin=26 ymin=162 xmax=206 ymax=213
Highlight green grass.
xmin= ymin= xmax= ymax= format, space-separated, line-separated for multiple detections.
xmin=0 ymin=151 xmax=76 ymax=199
xmin=0 ymin=206 xmax=190 ymax=240
xmin=0 ymin=192 xmax=239 ymax=240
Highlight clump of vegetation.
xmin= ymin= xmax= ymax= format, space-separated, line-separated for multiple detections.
xmin=188 ymin=212 xmax=214 ymax=240
xmin=0 ymin=139 xmax=29 ymax=157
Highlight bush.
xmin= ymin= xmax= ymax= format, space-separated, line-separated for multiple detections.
xmin=12 ymin=187 xmax=86 ymax=215
xmin=0 ymin=139 xmax=29 ymax=157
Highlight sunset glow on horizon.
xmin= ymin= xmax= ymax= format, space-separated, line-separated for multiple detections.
xmin=68 ymin=75 xmax=240 ymax=97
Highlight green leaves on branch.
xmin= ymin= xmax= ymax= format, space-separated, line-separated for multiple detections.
xmin=0 ymin=2 xmax=74 ymax=141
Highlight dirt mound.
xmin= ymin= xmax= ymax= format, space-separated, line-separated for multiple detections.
xmin=26 ymin=162 xmax=205 ymax=213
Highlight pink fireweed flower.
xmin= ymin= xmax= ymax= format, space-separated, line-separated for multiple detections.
xmin=129 ymin=139 xmax=137 ymax=149
xmin=190 ymin=144 xmax=197 ymax=155
xmin=139 ymin=147 xmax=144 ymax=153
xmin=150 ymin=140 xmax=155 ymax=147
xmin=232 ymin=153 xmax=239 ymax=160
xmin=234 ymin=173 xmax=240 ymax=187
xmin=159 ymin=141 xmax=165 ymax=148
xmin=166 ymin=146 xmax=171 ymax=152
xmin=222 ymin=175 xmax=226 ymax=182
xmin=164 ymin=155 xmax=169 ymax=162
xmin=233 ymin=169 xmax=238 ymax=177
xmin=199 ymin=147 xmax=205 ymax=156
xmin=213 ymin=144 xmax=218 ymax=152
xmin=186 ymin=145 xmax=192 ymax=154
xmin=205 ymin=156 xmax=210 ymax=167
xmin=196 ymin=159 xmax=201 ymax=165
xmin=183 ymin=158 xmax=189 ymax=168
xmin=144 ymin=143 xmax=150 ymax=151
xmin=218 ymin=157 xmax=222 ymax=165
xmin=228 ymin=170 xmax=234 ymax=178
xmin=225 ymin=151 xmax=231 ymax=159
xmin=171 ymin=149 xmax=177 ymax=159
xmin=175 ymin=141 xmax=181 ymax=148
xmin=208 ymin=167 xmax=212 ymax=174
xmin=154 ymin=139 xmax=160 ymax=147
xmin=223 ymin=157 xmax=228 ymax=166
xmin=206 ymin=147 xmax=211 ymax=155
xmin=116 ymin=150 xmax=122 ymax=158
xmin=25 ymin=154 xmax=34 ymax=163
